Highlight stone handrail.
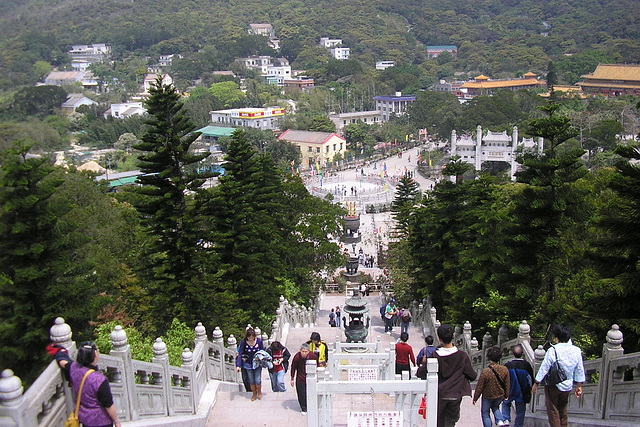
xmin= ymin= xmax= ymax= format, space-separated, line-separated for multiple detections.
xmin=0 ymin=294 xmax=317 ymax=426
xmin=416 ymin=298 xmax=636 ymax=424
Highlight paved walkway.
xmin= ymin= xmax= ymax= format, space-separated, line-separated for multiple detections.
xmin=207 ymin=293 xmax=480 ymax=426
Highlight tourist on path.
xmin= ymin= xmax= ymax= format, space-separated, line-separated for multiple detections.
xmin=532 ymin=324 xmax=585 ymax=427
xmin=431 ymin=324 xmax=477 ymax=427
xmin=336 ymin=306 xmax=342 ymax=328
xmin=502 ymin=344 xmax=534 ymax=427
xmin=266 ymin=341 xmax=290 ymax=392
xmin=236 ymin=327 xmax=264 ymax=401
xmin=400 ymin=306 xmax=412 ymax=336
xmin=384 ymin=299 xmax=398 ymax=334
xmin=395 ymin=332 xmax=416 ymax=378
xmin=329 ymin=308 xmax=337 ymax=327
xmin=50 ymin=342 xmax=121 ymax=427
xmin=306 ymin=332 xmax=328 ymax=367
xmin=473 ymin=346 xmax=509 ymax=427
xmin=417 ymin=335 xmax=437 ymax=367
xmin=290 ymin=343 xmax=319 ymax=414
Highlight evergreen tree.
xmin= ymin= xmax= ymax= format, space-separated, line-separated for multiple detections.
xmin=591 ymin=144 xmax=640 ymax=349
xmin=391 ymin=173 xmax=421 ymax=235
xmin=0 ymin=142 xmax=68 ymax=384
xmin=503 ymin=103 xmax=590 ymax=327
xmin=126 ymin=77 xmax=208 ymax=329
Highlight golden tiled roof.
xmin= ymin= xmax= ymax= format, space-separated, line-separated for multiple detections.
xmin=577 ymin=81 xmax=640 ymax=89
xmin=581 ymin=64 xmax=640 ymax=82
xmin=523 ymin=72 xmax=537 ymax=77
xmin=462 ymin=78 xmax=544 ymax=89
xmin=474 ymin=74 xmax=490 ymax=80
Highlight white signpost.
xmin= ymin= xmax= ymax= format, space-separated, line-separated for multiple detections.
xmin=348 ymin=367 xmax=379 ymax=382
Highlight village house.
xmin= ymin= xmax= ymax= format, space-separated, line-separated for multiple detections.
xmin=577 ymin=64 xmax=640 ymax=97
xmin=209 ymin=106 xmax=285 ymax=130
xmin=283 ymin=76 xmax=315 ymax=92
xmin=44 ymin=70 xmax=98 ymax=90
xmin=69 ymin=43 xmax=111 ymax=71
xmin=319 ymin=37 xmax=350 ymax=60
xmin=60 ymin=94 xmax=97 ymax=115
xmin=373 ymin=92 xmax=416 ymax=122
xmin=426 ymin=45 xmax=458 ymax=58
xmin=278 ymin=129 xmax=347 ymax=169
xmin=329 ymin=111 xmax=382 ymax=135
xmin=376 ymin=61 xmax=395 ymax=70
xmin=107 ymin=102 xmax=147 ymax=119
xmin=248 ymin=23 xmax=274 ymax=38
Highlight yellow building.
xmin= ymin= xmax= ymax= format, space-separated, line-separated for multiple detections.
xmin=577 ymin=64 xmax=640 ymax=97
xmin=278 ymin=129 xmax=347 ymax=169
xmin=461 ymin=72 xmax=544 ymax=98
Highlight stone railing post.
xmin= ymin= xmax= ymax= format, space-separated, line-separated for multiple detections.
xmin=50 ymin=317 xmax=75 ymax=412
xmin=517 ymin=320 xmax=531 ymax=342
xmin=110 ymin=325 xmax=137 ymax=420
xmin=152 ymin=338 xmax=172 ymax=416
xmin=388 ymin=344 xmax=396 ymax=380
xmin=498 ymin=324 xmax=509 ymax=348
xmin=211 ymin=327 xmax=226 ymax=381
xmin=463 ymin=321 xmax=472 ymax=353
xmin=181 ymin=347 xmax=195 ymax=407
xmin=0 ymin=369 xmax=27 ymax=426
xmin=306 ymin=360 xmax=318 ymax=427
xmin=471 ymin=337 xmax=479 ymax=352
xmin=271 ymin=321 xmax=279 ymax=344
xmin=482 ymin=332 xmax=493 ymax=368
xmin=194 ymin=322 xmax=208 ymax=379
xmin=532 ymin=345 xmax=546 ymax=412
xmin=595 ymin=324 xmax=624 ymax=419
xmin=227 ymin=335 xmax=238 ymax=383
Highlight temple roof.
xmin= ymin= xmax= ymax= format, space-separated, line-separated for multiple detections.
xmin=580 ymin=64 xmax=640 ymax=82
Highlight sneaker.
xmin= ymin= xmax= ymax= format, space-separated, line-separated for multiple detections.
xmin=497 ymin=421 xmax=507 ymax=426
xmin=301 ymin=411 xmax=307 ymax=415
xmin=502 ymin=422 xmax=510 ymax=426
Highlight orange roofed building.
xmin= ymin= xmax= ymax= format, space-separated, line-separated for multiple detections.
xmin=460 ymin=72 xmax=544 ymax=99
xmin=577 ymin=64 xmax=640 ymax=97
xmin=278 ymin=129 xmax=346 ymax=170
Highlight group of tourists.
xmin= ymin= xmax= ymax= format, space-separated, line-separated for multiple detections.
xmin=380 ymin=299 xmax=412 ymax=336
xmin=235 ymin=329 xmax=328 ymax=414
xmin=412 ymin=323 xmax=584 ymax=427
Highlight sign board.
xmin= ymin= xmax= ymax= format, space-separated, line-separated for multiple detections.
xmin=348 ymin=411 xmax=403 ymax=427
xmin=348 ymin=367 xmax=378 ymax=381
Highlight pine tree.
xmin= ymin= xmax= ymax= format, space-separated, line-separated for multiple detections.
xmin=504 ymin=103 xmax=590 ymax=326
xmin=391 ymin=173 xmax=421 ymax=235
xmin=126 ymin=77 xmax=208 ymax=328
xmin=0 ymin=142 xmax=67 ymax=384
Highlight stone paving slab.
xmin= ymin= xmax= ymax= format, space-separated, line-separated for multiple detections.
xmin=208 ymin=292 xmax=481 ymax=426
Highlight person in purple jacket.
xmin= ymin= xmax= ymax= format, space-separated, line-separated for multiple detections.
xmin=236 ymin=327 xmax=265 ymax=401
xmin=51 ymin=342 xmax=121 ymax=427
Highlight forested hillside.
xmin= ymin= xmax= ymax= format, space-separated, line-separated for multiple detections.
xmin=0 ymin=0 xmax=639 ymax=90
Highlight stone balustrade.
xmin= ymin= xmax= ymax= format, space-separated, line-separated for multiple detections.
xmin=407 ymin=296 xmax=640 ymax=424
xmin=0 ymin=294 xmax=316 ymax=426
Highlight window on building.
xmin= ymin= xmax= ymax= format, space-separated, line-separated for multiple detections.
xmin=333 ymin=144 xmax=336 ymax=151
xmin=316 ymin=147 xmax=320 ymax=153
xmin=340 ymin=143 xmax=343 ymax=150
xmin=308 ymin=147 xmax=312 ymax=152
xmin=326 ymin=146 xmax=329 ymax=153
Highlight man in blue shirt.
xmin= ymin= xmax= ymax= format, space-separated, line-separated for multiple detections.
xmin=531 ymin=324 xmax=585 ymax=427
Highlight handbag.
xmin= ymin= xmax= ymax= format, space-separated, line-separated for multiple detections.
xmin=542 ymin=346 xmax=567 ymax=386
xmin=65 ymin=369 xmax=94 ymax=427
xmin=418 ymin=395 xmax=427 ymax=419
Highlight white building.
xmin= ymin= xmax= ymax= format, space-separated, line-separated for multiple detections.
xmin=44 ymin=70 xmax=98 ymax=89
xmin=320 ymin=37 xmax=343 ymax=48
xmin=376 ymin=61 xmax=395 ymax=70
xmin=209 ymin=107 xmax=285 ymax=130
xmin=330 ymin=47 xmax=350 ymax=60
xmin=450 ymin=125 xmax=543 ymax=180
xmin=69 ymin=43 xmax=111 ymax=71
xmin=329 ymin=111 xmax=382 ymax=135
xmin=248 ymin=23 xmax=274 ymax=38
xmin=373 ymin=92 xmax=416 ymax=122
xmin=143 ymin=74 xmax=174 ymax=94
xmin=108 ymin=102 xmax=146 ymax=119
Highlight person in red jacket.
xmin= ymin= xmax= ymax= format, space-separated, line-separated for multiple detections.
xmin=395 ymin=332 xmax=416 ymax=378
xmin=290 ymin=343 xmax=318 ymax=414
xmin=431 ymin=324 xmax=478 ymax=427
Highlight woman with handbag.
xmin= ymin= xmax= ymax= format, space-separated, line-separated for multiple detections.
xmin=51 ymin=342 xmax=121 ymax=427
xmin=531 ymin=324 xmax=585 ymax=427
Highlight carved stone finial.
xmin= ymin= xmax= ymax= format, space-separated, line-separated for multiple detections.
xmin=535 ymin=345 xmax=546 ymax=361
xmin=276 ymin=308 xmax=282 ymax=316
xmin=254 ymin=327 xmax=262 ymax=337
xmin=498 ymin=324 xmax=509 ymax=344
xmin=482 ymin=332 xmax=492 ymax=348
xmin=272 ymin=321 xmax=278 ymax=333
xmin=50 ymin=317 xmax=72 ymax=345
xmin=153 ymin=338 xmax=167 ymax=358
xmin=212 ymin=326 xmax=223 ymax=343
xmin=194 ymin=322 xmax=206 ymax=341
xmin=471 ymin=337 xmax=479 ymax=351
xmin=227 ymin=335 xmax=237 ymax=348
xmin=280 ymin=295 xmax=285 ymax=303
xmin=110 ymin=325 xmax=128 ymax=350
xmin=0 ymin=369 xmax=23 ymax=406
xmin=246 ymin=324 xmax=253 ymax=330
xmin=434 ymin=320 xmax=441 ymax=328
xmin=463 ymin=321 xmax=472 ymax=334
xmin=518 ymin=321 xmax=530 ymax=338
xmin=606 ymin=324 xmax=624 ymax=350
xmin=181 ymin=348 xmax=193 ymax=366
